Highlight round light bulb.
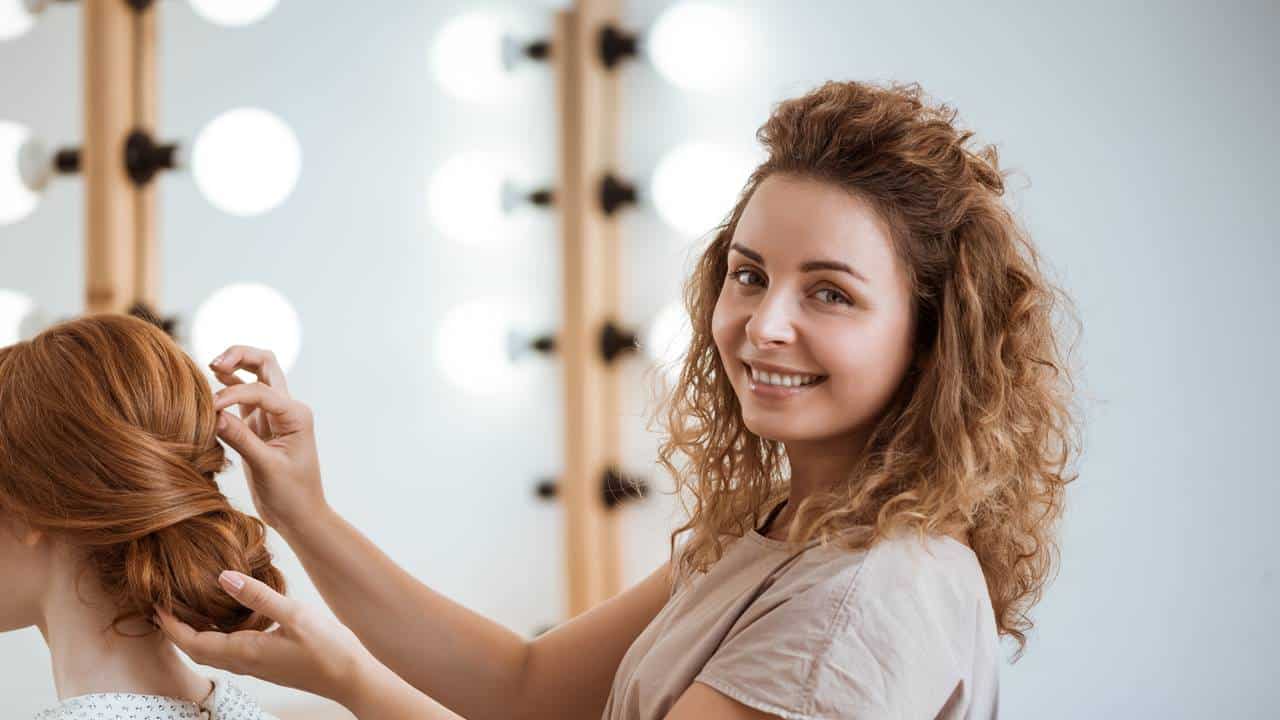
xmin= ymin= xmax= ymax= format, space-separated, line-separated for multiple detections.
xmin=647 ymin=2 xmax=751 ymax=93
xmin=0 ymin=121 xmax=39 ymax=225
xmin=431 ymin=12 xmax=512 ymax=103
xmin=0 ymin=288 xmax=35 ymax=347
xmin=187 ymin=0 xmax=278 ymax=27
xmin=435 ymin=298 xmax=535 ymax=397
xmin=426 ymin=151 xmax=514 ymax=245
xmin=193 ymin=283 xmax=301 ymax=375
xmin=192 ymin=108 xmax=301 ymax=217
xmin=0 ymin=0 xmax=35 ymax=42
xmin=642 ymin=301 xmax=694 ymax=385
xmin=651 ymin=142 xmax=757 ymax=237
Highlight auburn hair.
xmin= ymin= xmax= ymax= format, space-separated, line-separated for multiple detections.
xmin=0 ymin=313 xmax=285 ymax=634
xmin=650 ymin=80 xmax=1083 ymax=659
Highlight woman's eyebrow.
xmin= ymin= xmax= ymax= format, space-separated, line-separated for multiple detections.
xmin=730 ymin=243 xmax=870 ymax=283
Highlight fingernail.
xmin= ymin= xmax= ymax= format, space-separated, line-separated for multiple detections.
xmin=210 ymin=354 xmax=223 ymax=367
xmin=219 ymin=570 xmax=245 ymax=591
xmin=216 ymin=412 xmax=229 ymax=431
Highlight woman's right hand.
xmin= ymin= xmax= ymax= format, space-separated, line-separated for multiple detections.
xmin=208 ymin=347 xmax=327 ymax=534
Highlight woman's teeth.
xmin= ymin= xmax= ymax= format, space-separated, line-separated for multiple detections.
xmin=748 ymin=364 xmax=825 ymax=387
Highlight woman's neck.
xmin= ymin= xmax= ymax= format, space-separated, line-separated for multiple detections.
xmin=772 ymin=434 xmax=868 ymax=538
xmin=38 ymin=554 xmax=213 ymax=703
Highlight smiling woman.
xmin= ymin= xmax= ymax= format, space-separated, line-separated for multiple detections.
xmin=611 ymin=78 xmax=1082 ymax=719
xmin=125 ymin=79 xmax=1081 ymax=720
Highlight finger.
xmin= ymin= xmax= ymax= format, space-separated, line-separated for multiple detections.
xmin=213 ymin=382 xmax=293 ymax=416
xmin=209 ymin=346 xmax=289 ymax=394
xmin=246 ymin=408 xmax=267 ymax=438
xmin=212 ymin=369 xmax=247 ymax=389
xmin=213 ymin=371 xmax=258 ymax=422
xmin=215 ymin=411 xmax=274 ymax=468
xmin=155 ymin=607 xmax=235 ymax=665
xmin=155 ymin=607 xmax=271 ymax=674
xmin=218 ymin=570 xmax=299 ymax=627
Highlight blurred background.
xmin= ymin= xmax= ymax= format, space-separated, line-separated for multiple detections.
xmin=0 ymin=0 xmax=1277 ymax=717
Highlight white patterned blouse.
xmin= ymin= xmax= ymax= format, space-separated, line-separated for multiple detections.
xmin=32 ymin=676 xmax=281 ymax=720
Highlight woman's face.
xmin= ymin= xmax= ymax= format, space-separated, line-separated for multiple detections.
xmin=712 ymin=174 xmax=917 ymax=446
xmin=0 ymin=513 xmax=51 ymax=632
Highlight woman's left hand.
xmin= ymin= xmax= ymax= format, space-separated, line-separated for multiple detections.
xmin=154 ymin=571 xmax=374 ymax=710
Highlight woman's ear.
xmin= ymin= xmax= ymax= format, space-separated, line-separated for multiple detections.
xmin=0 ymin=512 xmax=44 ymax=547
xmin=18 ymin=524 xmax=44 ymax=547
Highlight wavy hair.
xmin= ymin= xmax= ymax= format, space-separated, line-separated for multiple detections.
xmin=0 ymin=313 xmax=285 ymax=634
xmin=650 ymin=80 xmax=1082 ymax=659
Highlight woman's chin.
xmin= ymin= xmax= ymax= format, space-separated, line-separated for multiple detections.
xmin=741 ymin=416 xmax=802 ymax=442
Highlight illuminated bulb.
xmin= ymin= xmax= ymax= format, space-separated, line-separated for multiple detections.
xmin=642 ymin=301 xmax=694 ymax=384
xmin=193 ymin=283 xmax=301 ymax=375
xmin=192 ymin=108 xmax=301 ymax=217
xmin=187 ymin=0 xmax=279 ymax=27
xmin=427 ymin=151 xmax=533 ymax=245
xmin=435 ymin=298 xmax=537 ymax=397
xmin=0 ymin=0 xmax=37 ymax=42
xmin=0 ymin=288 xmax=35 ymax=347
xmin=647 ymin=2 xmax=751 ymax=93
xmin=431 ymin=12 xmax=512 ymax=103
xmin=651 ymin=142 xmax=757 ymax=237
xmin=0 ymin=121 xmax=38 ymax=225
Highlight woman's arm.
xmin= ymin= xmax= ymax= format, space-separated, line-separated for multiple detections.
xmin=156 ymin=570 xmax=463 ymax=720
xmin=279 ymin=507 xmax=673 ymax=720
xmin=517 ymin=558 xmax=673 ymax=719
xmin=207 ymin=347 xmax=673 ymax=720
xmin=276 ymin=504 xmax=529 ymax=718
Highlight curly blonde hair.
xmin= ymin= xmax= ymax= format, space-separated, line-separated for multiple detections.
xmin=648 ymin=80 xmax=1083 ymax=660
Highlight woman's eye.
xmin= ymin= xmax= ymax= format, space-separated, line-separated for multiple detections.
xmin=816 ymin=288 xmax=853 ymax=306
xmin=729 ymin=268 xmax=763 ymax=287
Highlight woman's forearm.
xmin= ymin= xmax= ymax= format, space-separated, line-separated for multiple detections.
xmin=342 ymin=658 xmax=467 ymax=720
xmin=279 ymin=506 xmax=532 ymax=720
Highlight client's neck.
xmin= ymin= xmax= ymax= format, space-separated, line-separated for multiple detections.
xmin=38 ymin=552 xmax=213 ymax=703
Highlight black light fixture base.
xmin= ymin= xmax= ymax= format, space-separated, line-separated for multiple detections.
xmin=600 ymin=320 xmax=639 ymax=364
xmin=599 ymin=24 xmax=639 ymax=69
xmin=602 ymin=466 xmax=649 ymax=509
xmin=125 ymin=129 xmax=178 ymax=187
xmin=534 ymin=478 xmax=559 ymax=500
xmin=127 ymin=301 xmax=179 ymax=338
xmin=525 ymin=39 xmax=551 ymax=61
xmin=600 ymin=173 xmax=637 ymax=216
xmin=54 ymin=148 xmax=80 ymax=174
xmin=528 ymin=188 xmax=556 ymax=207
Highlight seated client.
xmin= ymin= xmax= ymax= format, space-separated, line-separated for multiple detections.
xmin=0 ymin=313 xmax=283 ymax=719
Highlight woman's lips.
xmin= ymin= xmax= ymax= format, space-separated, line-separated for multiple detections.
xmin=742 ymin=362 xmax=827 ymax=400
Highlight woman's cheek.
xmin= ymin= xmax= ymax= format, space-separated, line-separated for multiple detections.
xmin=710 ymin=296 xmax=738 ymax=355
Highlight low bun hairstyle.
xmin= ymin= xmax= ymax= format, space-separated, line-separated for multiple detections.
xmin=0 ymin=313 xmax=285 ymax=634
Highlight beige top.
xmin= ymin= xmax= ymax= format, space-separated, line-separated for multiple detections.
xmin=603 ymin=509 xmax=1000 ymax=720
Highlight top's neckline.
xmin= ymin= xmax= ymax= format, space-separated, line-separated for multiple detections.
xmin=49 ymin=676 xmax=221 ymax=710
xmin=745 ymin=500 xmax=976 ymax=557
xmin=755 ymin=499 xmax=789 ymax=537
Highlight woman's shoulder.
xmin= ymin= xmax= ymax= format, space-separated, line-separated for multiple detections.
xmin=824 ymin=528 xmax=996 ymax=651
xmin=775 ymin=527 xmax=990 ymax=623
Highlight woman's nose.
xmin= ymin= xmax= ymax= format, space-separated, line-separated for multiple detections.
xmin=744 ymin=291 xmax=796 ymax=347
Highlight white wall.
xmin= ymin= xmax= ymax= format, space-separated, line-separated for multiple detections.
xmin=1 ymin=1 xmax=1276 ymax=717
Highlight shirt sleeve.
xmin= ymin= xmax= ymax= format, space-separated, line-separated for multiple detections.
xmin=692 ymin=539 xmax=968 ymax=720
